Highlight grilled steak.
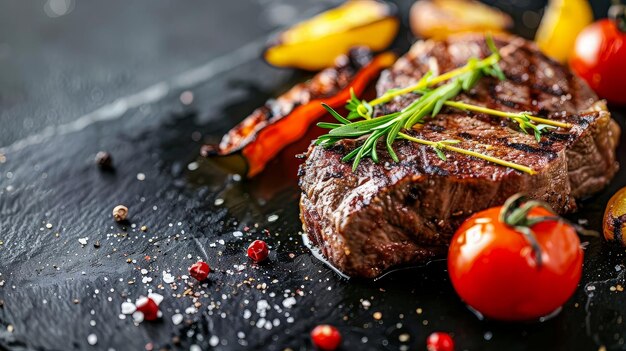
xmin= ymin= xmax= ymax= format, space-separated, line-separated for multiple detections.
xmin=298 ymin=34 xmax=621 ymax=278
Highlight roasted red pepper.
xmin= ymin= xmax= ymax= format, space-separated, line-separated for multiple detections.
xmin=201 ymin=48 xmax=395 ymax=177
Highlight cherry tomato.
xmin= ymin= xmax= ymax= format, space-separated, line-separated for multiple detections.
xmin=448 ymin=205 xmax=583 ymax=321
xmin=570 ymin=6 xmax=626 ymax=105
xmin=189 ymin=261 xmax=210 ymax=281
xmin=427 ymin=332 xmax=454 ymax=351
xmin=247 ymin=240 xmax=269 ymax=262
xmin=310 ymin=324 xmax=341 ymax=351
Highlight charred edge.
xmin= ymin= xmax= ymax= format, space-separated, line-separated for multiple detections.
xmin=457 ymin=132 xmax=473 ymax=140
xmin=487 ymin=81 xmax=521 ymax=110
xmin=348 ymin=47 xmax=375 ymax=71
xmin=546 ymin=132 xmax=576 ymax=143
xmin=506 ymin=142 xmax=557 ymax=159
xmin=505 ymin=73 xmax=568 ymax=99
xmin=423 ymin=165 xmax=449 ymax=176
xmin=322 ymin=171 xmax=345 ymax=181
xmin=330 ymin=143 xmax=346 ymax=154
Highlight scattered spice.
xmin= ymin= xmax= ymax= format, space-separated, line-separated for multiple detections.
xmin=140 ymin=225 xmax=148 ymax=232
xmin=247 ymin=240 xmax=269 ymax=262
xmin=112 ymin=205 xmax=128 ymax=222
xmin=95 ymin=151 xmax=113 ymax=169
xmin=373 ymin=312 xmax=382 ymax=320
xmin=93 ymin=241 xmax=101 ymax=249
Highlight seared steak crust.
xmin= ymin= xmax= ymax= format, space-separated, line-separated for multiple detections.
xmin=299 ymin=34 xmax=621 ymax=278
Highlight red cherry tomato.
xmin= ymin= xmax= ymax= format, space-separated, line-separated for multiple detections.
xmin=189 ymin=261 xmax=210 ymax=281
xmin=135 ymin=296 xmax=159 ymax=321
xmin=310 ymin=324 xmax=341 ymax=351
xmin=448 ymin=205 xmax=583 ymax=321
xmin=426 ymin=332 xmax=454 ymax=351
xmin=570 ymin=11 xmax=626 ymax=105
xmin=247 ymin=240 xmax=269 ymax=262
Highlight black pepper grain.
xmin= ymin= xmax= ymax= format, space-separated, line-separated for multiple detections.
xmin=95 ymin=151 xmax=113 ymax=169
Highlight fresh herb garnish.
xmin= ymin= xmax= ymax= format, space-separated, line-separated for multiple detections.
xmin=315 ymin=36 xmax=571 ymax=173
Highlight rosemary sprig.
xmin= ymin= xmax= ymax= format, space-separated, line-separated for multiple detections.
xmin=316 ymin=36 xmax=566 ymax=174
xmin=352 ymin=37 xmax=505 ymax=119
xmin=316 ymin=38 xmax=521 ymax=171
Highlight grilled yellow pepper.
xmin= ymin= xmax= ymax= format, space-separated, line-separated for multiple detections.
xmin=264 ymin=0 xmax=399 ymax=71
xmin=535 ymin=0 xmax=593 ymax=62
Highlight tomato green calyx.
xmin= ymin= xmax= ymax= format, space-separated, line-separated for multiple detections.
xmin=609 ymin=3 xmax=626 ymax=33
xmin=498 ymin=194 xmax=561 ymax=268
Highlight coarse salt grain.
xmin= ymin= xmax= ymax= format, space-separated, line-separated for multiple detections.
xmin=87 ymin=334 xmax=97 ymax=345
xmin=209 ymin=336 xmax=219 ymax=347
xmin=78 ymin=238 xmax=88 ymax=246
xmin=121 ymin=302 xmax=136 ymax=314
xmin=162 ymin=271 xmax=175 ymax=284
xmin=267 ymin=214 xmax=279 ymax=222
xmin=172 ymin=313 xmax=183 ymax=325
xmin=282 ymin=297 xmax=296 ymax=308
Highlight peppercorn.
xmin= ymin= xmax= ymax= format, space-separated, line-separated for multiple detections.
xmin=135 ymin=296 xmax=159 ymax=321
xmin=189 ymin=261 xmax=210 ymax=281
xmin=311 ymin=325 xmax=341 ymax=351
xmin=112 ymin=205 xmax=128 ymax=222
xmin=247 ymin=240 xmax=269 ymax=262
xmin=95 ymin=151 xmax=113 ymax=169
xmin=427 ymin=332 xmax=455 ymax=351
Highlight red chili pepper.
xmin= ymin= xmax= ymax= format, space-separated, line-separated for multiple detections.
xmin=202 ymin=51 xmax=396 ymax=178
xmin=189 ymin=261 xmax=210 ymax=281
xmin=311 ymin=324 xmax=341 ymax=351
xmin=247 ymin=240 xmax=269 ymax=262
xmin=135 ymin=296 xmax=159 ymax=321
xmin=427 ymin=332 xmax=455 ymax=351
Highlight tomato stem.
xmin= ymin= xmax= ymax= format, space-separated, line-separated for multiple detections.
xmin=498 ymin=194 xmax=560 ymax=268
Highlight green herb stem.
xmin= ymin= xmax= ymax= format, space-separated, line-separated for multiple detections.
xmin=367 ymin=53 xmax=501 ymax=108
xmin=443 ymin=101 xmax=572 ymax=129
xmin=398 ymin=132 xmax=536 ymax=175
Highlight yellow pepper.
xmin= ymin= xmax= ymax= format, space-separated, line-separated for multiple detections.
xmin=535 ymin=0 xmax=594 ymax=62
xmin=264 ymin=1 xmax=399 ymax=71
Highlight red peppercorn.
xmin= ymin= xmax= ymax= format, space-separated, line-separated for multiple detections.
xmin=427 ymin=332 xmax=454 ymax=351
xmin=310 ymin=324 xmax=341 ymax=351
xmin=247 ymin=240 xmax=269 ymax=262
xmin=135 ymin=296 xmax=159 ymax=321
xmin=189 ymin=261 xmax=210 ymax=281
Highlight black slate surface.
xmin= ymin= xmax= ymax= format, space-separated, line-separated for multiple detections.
xmin=1 ymin=1 xmax=625 ymax=350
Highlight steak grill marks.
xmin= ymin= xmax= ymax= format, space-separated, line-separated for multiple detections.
xmin=299 ymin=34 xmax=620 ymax=278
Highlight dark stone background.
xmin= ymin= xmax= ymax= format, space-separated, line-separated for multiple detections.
xmin=0 ymin=0 xmax=624 ymax=350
